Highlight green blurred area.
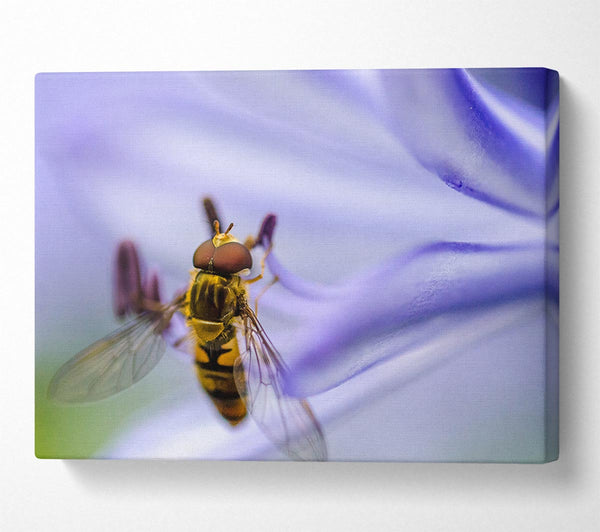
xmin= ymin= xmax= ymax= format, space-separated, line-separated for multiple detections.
xmin=35 ymin=347 xmax=192 ymax=458
xmin=36 ymin=358 xmax=131 ymax=458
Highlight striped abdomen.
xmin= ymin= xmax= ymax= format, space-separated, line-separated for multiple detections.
xmin=186 ymin=271 xmax=248 ymax=425
xmin=194 ymin=334 xmax=246 ymax=425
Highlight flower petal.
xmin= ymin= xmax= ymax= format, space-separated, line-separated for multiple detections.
xmin=372 ymin=68 xmax=556 ymax=218
xmin=278 ymin=241 xmax=556 ymax=397
xmin=104 ymin=297 xmax=549 ymax=461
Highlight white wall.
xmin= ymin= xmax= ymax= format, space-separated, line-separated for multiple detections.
xmin=2 ymin=1 xmax=599 ymax=530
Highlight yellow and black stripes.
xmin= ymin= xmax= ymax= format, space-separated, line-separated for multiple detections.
xmin=185 ymin=269 xmax=249 ymax=425
xmin=194 ymin=335 xmax=246 ymax=425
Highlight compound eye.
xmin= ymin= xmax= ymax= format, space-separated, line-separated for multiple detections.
xmin=193 ymin=240 xmax=216 ymax=269
xmin=213 ymin=242 xmax=253 ymax=274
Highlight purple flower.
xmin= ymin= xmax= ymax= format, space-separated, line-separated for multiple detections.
xmin=36 ymin=69 xmax=558 ymax=461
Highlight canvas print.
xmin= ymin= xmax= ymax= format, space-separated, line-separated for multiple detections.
xmin=35 ymin=68 xmax=559 ymax=461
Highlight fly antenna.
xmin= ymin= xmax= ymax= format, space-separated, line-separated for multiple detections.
xmin=213 ymin=220 xmax=220 ymax=234
xmin=224 ymin=222 xmax=234 ymax=235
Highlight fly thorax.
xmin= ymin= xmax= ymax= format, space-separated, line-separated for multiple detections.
xmin=188 ymin=272 xmax=238 ymax=323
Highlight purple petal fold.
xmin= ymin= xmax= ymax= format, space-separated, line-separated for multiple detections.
xmin=278 ymin=241 xmax=557 ymax=397
xmin=370 ymin=68 xmax=556 ymax=218
xmin=544 ymin=81 xmax=559 ymax=217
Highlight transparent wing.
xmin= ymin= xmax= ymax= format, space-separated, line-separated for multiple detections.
xmin=48 ymin=307 xmax=178 ymax=404
xmin=233 ymin=305 xmax=328 ymax=461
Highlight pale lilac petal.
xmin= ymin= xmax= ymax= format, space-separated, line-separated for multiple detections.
xmin=372 ymin=68 xmax=555 ymax=218
xmin=279 ymin=241 xmax=556 ymax=397
xmin=312 ymin=297 xmax=554 ymax=462
xmin=265 ymin=252 xmax=346 ymax=300
xmin=105 ymin=298 xmax=548 ymax=461
xmin=35 ymin=71 xmax=546 ymax=281
xmin=161 ymin=312 xmax=195 ymax=360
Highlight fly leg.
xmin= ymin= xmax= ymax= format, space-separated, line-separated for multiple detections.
xmin=245 ymin=233 xmax=277 ymax=313
xmin=245 ymin=241 xmax=272 ymax=285
xmin=253 ymin=275 xmax=279 ymax=315
xmin=244 ymin=212 xmax=277 ymax=285
xmin=243 ymin=235 xmax=256 ymax=249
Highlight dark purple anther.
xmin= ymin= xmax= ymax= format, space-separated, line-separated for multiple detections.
xmin=202 ymin=197 xmax=221 ymax=233
xmin=255 ymin=213 xmax=277 ymax=247
xmin=143 ymin=269 xmax=162 ymax=304
xmin=114 ymin=240 xmax=144 ymax=317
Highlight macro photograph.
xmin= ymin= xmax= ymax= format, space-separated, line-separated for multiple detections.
xmin=35 ymin=68 xmax=558 ymax=462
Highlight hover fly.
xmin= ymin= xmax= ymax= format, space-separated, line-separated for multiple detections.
xmin=48 ymin=199 xmax=327 ymax=461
